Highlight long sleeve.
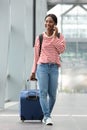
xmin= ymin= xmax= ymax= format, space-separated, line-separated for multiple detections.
xmin=53 ymin=33 xmax=66 ymax=54
xmin=32 ymin=37 xmax=40 ymax=73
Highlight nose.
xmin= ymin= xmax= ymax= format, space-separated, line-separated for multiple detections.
xmin=46 ymin=22 xmax=50 ymax=27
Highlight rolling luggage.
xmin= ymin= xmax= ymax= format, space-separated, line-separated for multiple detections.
xmin=19 ymin=80 xmax=43 ymax=122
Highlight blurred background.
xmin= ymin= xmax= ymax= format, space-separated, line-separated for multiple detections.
xmin=48 ymin=3 xmax=87 ymax=93
xmin=0 ymin=0 xmax=87 ymax=109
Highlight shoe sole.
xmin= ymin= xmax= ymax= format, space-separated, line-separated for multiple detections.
xmin=46 ymin=123 xmax=53 ymax=125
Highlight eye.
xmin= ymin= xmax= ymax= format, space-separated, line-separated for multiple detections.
xmin=45 ymin=20 xmax=53 ymax=24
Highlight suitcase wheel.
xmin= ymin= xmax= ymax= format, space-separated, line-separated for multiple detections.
xmin=20 ymin=116 xmax=25 ymax=122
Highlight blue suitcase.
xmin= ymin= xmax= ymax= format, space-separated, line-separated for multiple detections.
xmin=20 ymin=81 xmax=43 ymax=122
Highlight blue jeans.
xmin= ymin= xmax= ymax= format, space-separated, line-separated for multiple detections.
xmin=36 ymin=63 xmax=59 ymax=118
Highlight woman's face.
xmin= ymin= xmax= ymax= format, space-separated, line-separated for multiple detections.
xmin=44 ymin=16 xmax=55 ymax=31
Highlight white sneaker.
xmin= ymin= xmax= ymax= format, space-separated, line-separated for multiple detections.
xmin=42 ymin=118 xmax=46 ymax=124
xmin=45 ymin=117 xmax=53 ymax=125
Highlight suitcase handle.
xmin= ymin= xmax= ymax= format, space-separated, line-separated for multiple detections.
xmin=26 ymin=95 xmax=39 ymax=100
xmin=26 ymin=91 xmax=39 ymax=100
xmin=25 ymin=80 xmax=38 ymax=90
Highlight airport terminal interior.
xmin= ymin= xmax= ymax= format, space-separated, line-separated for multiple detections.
xmin=0 ymin=0 xmax=87 ymax=130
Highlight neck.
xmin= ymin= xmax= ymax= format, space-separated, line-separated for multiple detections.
xmin=45 ymin=31 xmax=53 ymax=37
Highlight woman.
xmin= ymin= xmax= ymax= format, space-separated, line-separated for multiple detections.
xmin=30 ymin=14 xmax=66 ymax=125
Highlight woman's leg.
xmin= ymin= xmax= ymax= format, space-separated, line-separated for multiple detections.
xmin=48 ymin=64 xmax=59 ymax=114
xmin=36 ymin=64 xmax=50 ymax=118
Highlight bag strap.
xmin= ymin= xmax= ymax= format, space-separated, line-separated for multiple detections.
xmin=57 ymin=32 xmax=60 ymax=38
xmin=39 ymin=34 xmax=43 ymax=56
xmin=39 ymin=33 xmax=60 ymax=56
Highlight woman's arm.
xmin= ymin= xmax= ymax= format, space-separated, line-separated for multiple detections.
xmin=31 ymin=36 xmax=40 ymax=73
xmin=53 ymin=33 xmax=66 ymax=54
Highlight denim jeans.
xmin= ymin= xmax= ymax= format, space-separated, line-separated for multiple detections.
xmin=36 ymin=63 xmax=59 ymax=118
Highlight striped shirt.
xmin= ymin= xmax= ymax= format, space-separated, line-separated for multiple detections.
xmin=32 ymin=32 xmax=66 ymax=73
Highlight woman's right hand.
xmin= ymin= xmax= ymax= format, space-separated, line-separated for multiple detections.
xmin=53 ymin=26 xmax=58 ymax=37
xmin=30 ymin=73 xmax=37 ymax=81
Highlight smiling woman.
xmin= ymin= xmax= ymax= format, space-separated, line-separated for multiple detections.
xmin=29 ymin=13 xmax=66 ymax=125
xmin=44 ymin=14 xmax=58 ymax=37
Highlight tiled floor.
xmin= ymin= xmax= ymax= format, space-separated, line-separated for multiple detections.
xmin=0 ymin=93 xmax=87 ymax=130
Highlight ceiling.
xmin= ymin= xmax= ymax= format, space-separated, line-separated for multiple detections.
xmin=47 ymin=0 xmax=87 ymax=10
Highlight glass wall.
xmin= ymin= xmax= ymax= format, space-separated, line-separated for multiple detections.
xmin=48 ymin=4 xmax=87 ymax=93
xmin=62 ymin=5 xmax=87 ymax=38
